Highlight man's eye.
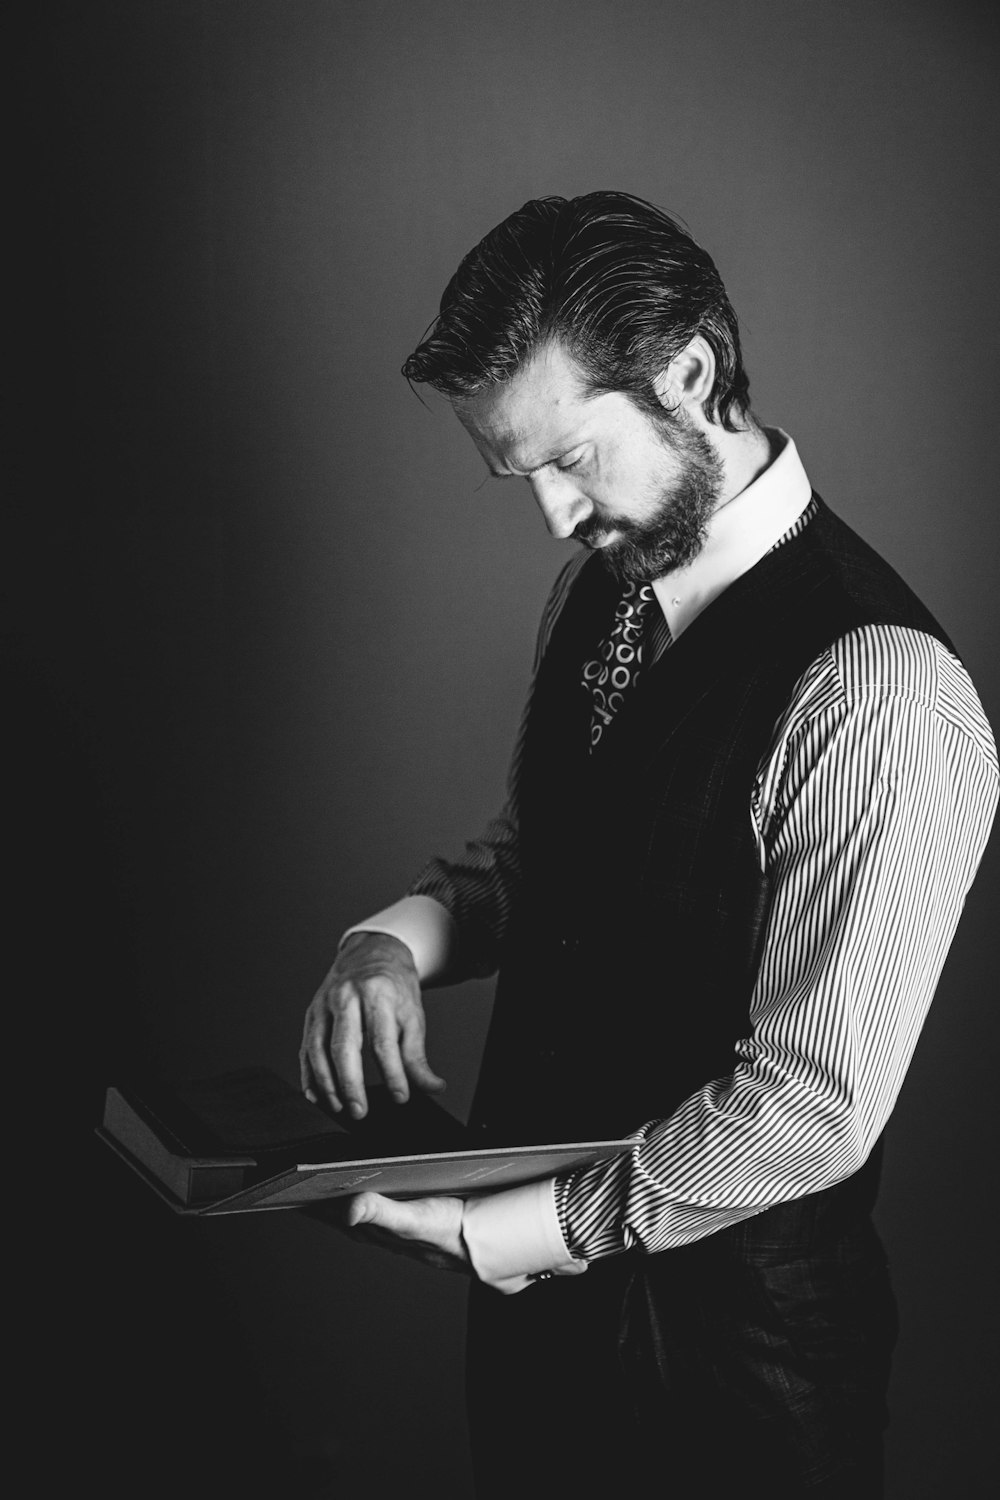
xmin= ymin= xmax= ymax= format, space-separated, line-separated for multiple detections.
xmin=558 ymin=453 xmax=585 ymax=472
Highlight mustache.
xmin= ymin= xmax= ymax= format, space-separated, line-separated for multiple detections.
xmin=572 ymin=512 xmax=637 ymax=545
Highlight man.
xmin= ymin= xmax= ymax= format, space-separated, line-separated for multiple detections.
xmin=299 ymin=193 xmax=997 ymax=1497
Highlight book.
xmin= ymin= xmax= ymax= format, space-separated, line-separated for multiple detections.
xmin=100 ymin=1066 xmax=386 ymax=1207
xmin=98 ymin=1066 xmax=637 ymax=1215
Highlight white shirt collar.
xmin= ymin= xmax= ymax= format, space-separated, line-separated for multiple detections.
xmin=650 ymin=429 xmax=812 ymax=639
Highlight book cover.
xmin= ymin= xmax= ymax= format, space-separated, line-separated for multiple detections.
xmin=98 ymin=1066 xmax=636 ymax=1214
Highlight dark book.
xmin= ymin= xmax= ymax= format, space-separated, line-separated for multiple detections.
xmin=98 ymin=1066 xmax=636 ymax=1215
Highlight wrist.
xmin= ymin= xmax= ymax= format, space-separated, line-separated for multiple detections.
xmin=339 ymin=930 xmax=415 ymax=967
xmin=342 ymin=897 xmax=458 ymax=984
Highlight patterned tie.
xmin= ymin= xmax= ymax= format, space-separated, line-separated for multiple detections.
xmin=581 ymin=580 xmax=657 ymax=751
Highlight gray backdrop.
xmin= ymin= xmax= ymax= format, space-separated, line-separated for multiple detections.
xmin=23 ymin=2 xmax=997 ymax=1496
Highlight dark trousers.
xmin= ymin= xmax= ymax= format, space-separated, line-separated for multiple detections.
xmin=466 ymin=1206 xmax=896 ymax=1498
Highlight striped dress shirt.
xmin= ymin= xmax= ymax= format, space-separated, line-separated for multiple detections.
xmin=351 ymin=435 xmax=998 ymax=1291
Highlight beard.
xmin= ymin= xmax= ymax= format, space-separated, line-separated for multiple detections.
xmin=574 ymin=412 xmax=724 ymax=584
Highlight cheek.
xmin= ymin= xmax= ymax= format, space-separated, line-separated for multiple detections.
xmin=604 ymin=453 xmax=670 ymax=521
xmin=640 ymin=449 xmax=683 ymax=507
xmin=588 ymin=452 xmax=634 ymax=511
xmin=589 ymin=427 xmax=674 ymax=517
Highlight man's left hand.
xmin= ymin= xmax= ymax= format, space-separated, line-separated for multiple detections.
xmin=317 ymin=1192 xmax=472 ymax=1275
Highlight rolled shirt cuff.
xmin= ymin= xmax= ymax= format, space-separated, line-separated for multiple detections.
xmin=342 ymin=895 xmax=458 ymax=984
xmin=461 ymin=1177 xmax=589 ymax=1295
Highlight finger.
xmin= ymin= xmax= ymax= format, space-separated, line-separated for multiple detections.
xmin=329 ymin=994 xmax=368 ymax=1118
xmin=298 ymin=1030 xmax=323 ymax=1105
xmin=346 ymin=1192 xmax=381 ymax=1228
xmin=400 ymin=1014 xmax=447 ymax=1094
xmin=298 ymin=1046 xmax=312 ymax=1099
xmin=302 ymin=1005 xmax=345 ymax=1113
xmin=344 ymin=1195 xmax=469 ymax=1273
xmin=347 ymin=1192 xmax=408 ymax=1233
xmin=367 ymin=995 xmax=411 ymax=1103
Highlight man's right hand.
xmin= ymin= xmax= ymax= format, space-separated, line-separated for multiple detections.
xmin=299 ymin=931 xmax=446 ymax=1118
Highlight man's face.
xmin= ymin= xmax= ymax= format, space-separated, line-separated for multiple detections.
xmin=454 ymin=340 xmax=723 ymax=582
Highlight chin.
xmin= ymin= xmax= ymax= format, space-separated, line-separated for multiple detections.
xmin=598 ymin=547 xmax=646 ymax=585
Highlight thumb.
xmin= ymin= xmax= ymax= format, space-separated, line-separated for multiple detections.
xmin=347 ymin=1192 xmax=398 ymax=1230
xmin=347 ymin=1194 xmax=386 ymax=1230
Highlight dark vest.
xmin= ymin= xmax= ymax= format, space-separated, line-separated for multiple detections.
xmin=471 ymin=497 xmax=953 ymax=1149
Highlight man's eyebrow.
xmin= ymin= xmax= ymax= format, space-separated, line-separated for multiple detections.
xmin=488 ymin=440 xmax=586 ymax=480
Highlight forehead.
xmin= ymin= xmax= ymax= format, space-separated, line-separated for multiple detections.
xmin=454 ymin=341 xmax=603 ymax=473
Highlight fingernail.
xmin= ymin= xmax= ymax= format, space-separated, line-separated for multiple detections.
xmin=349 ymin=1101 xmax=365 ymax=1118
xmin=391 ymin=1090 xmax=407 ymax=1103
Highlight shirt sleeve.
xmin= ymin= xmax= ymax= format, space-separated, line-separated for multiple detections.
xmin=404 ymin=803 xmax=523 ymax=979
xmin=341 ymin=895 xmax=459 ymax=984
xmin=466 ymin=629 xmax=998 ymax=1285
xmin=460 ymin=1179 xmax=587 ymax=1294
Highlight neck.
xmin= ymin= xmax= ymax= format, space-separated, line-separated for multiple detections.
xmin=710 ymin=420 xmax=775 ymax=511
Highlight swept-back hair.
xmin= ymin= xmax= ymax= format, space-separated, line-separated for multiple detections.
xmin=402 ymin=191 xmax=751 ymax=430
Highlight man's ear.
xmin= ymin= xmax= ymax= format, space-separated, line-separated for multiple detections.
xmin=652 ymin=336 xmax=716 ymax=414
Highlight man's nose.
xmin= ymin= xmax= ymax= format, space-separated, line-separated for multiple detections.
xmin=528 ymin=472 xmax=593 ymax=540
